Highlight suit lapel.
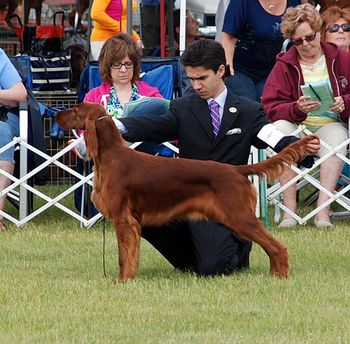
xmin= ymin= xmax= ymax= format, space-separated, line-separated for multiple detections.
xmin=191 ymin=97 xmax=215 ymax=141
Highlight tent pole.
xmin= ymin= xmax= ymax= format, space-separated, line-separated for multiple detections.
xmin=179 ymin=0 xmax=186 ymax=55
xmin=127 ymin=0 xmax=132 ymax=35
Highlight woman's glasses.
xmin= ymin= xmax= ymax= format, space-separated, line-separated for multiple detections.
xmin=326 ymin=23 xmax=350 ymax=33
xmin=291 ymin=32 xmax=317 ymax=46
xmin=111 ymin=62 xmax=134 ymax=69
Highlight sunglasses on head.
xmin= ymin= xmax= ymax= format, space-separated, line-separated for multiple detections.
xmin=326 ymin=23 xmax=350 ymax=33
xmin=291 ymin=32 xmax=317 ymax=46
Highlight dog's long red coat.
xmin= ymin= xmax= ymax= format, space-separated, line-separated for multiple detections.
xmin=57 ymin=102 xmax=318 ymax=281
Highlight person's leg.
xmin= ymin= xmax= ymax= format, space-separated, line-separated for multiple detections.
xmin=141 ymin=221 xmax=197 ymax=272
xmin=188 ymin=220 xmax=252 ymax=276
xmin=273 ymin=120 xmax=300 ymax=227
xmin=0 ymin=161 xmax=14 ymax=229
xmin=90 ymin=41 xmax=105 ymax=61
xmin=224 ymin=71 xmax=259 ymax=102
xmin=314 ymin=122 xmax=348 ymax=227
xmin=0 ymin=113 xmax=19 ymax=230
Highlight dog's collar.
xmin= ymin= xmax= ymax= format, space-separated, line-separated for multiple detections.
xmin=97 ymin=115 xmax=110 ymax=121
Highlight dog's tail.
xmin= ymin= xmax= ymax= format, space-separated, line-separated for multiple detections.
xmin=236 ymin=135 xmax=318 ymax=182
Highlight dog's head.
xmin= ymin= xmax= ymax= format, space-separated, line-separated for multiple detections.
xmin=57 ymin=102 xmax=106 ymax=130
xmin=57 ymin=102 xmax=110 ymax=159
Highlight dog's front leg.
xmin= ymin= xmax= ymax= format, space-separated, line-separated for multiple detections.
xmin=113 ymin=217 xmax=141 ymax=281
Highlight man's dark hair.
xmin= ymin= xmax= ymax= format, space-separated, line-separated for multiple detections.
xmin=180 ymin=39 xmax=228 ymax=76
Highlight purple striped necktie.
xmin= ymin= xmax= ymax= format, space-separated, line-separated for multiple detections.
xmin=209 ymin=99 xmax=221 ymax=138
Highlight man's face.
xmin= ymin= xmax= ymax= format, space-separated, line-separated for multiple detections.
xmin=186 ymin=65 xmax=225 ymax=100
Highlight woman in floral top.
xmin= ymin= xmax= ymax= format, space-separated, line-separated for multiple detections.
xmin=71 ymin=33 xmax=163 ymax=159
xmin=85 ymin=33 xmax=162 ymax=116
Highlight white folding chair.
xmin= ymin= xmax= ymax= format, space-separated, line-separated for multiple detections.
xmin=267 ymin=124 xmax=350 ymax=225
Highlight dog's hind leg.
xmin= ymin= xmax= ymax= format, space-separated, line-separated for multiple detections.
xmin=225 ymin=216 xmax=289 ymax=278
xmin=113 ymin=215 xmax=142 ymax=281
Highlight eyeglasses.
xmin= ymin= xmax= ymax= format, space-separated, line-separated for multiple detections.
xmin=326 ymin=23 xmax=350 ymax=33
xmin=291 ymin=32 xmax=317 ymax=46
xmin=111 ymin=62 xmax=134 ymax=69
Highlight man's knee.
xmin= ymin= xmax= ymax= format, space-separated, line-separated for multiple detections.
xmin=196 ymin=255 xmax=240 ymax=276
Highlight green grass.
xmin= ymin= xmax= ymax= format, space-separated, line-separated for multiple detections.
xmin=1 ymin=186 xmax=350 ymax=343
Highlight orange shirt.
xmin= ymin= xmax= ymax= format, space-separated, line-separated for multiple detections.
xmin=90 ymin=0 xmax=140 ymax=42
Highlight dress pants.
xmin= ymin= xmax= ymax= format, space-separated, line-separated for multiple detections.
xmin=141 ymin=220 xmax=252 ymax=276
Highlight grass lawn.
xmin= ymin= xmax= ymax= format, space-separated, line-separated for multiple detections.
xmin=1 ymin=186 xmax=350 ymax=343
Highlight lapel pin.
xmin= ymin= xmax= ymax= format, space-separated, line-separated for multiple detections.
xmin=229 ymin=107 xmax=237 ymax=113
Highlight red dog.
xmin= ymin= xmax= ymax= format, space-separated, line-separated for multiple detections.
xmin=57 ymin=102 xmax=318 ymax=281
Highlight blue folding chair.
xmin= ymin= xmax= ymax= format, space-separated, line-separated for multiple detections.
xmin=3 ymin=54 xmax=48 ymax=220
xmin=78 ymin=56 xmax=181 ymax=102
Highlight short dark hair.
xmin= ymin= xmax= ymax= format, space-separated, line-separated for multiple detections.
xmin=99 ymin=33 xmax=141 ymax=84
xmin=180 ymin=39 xmax=227 ymax=75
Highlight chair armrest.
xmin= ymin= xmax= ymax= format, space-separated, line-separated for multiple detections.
xmin=19 ymin=101 xmax=28 ymax=111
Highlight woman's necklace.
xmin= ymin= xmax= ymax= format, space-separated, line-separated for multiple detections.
xmin=266 ymin=0 xmax=276 ymax=12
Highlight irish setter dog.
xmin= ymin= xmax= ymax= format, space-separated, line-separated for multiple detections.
xmin=57 ymin=102 xmax=318 ymax=281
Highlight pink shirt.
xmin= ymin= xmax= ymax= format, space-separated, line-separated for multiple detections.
xmin=84 ymin=80 xmax=163 ymax=108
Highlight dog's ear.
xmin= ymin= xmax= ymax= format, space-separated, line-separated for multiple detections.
xmin=84 ymin=117 xmax=98 ymax=159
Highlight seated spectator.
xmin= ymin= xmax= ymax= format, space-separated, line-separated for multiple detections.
xmin=171 ymin=8 xmax=199 ymax=55
xmin=71 ymin=33 xmax=163 ymax=159
xmin=309 ymin=1 xmax=349 ymax=12
xmin=261 ymin=3 xmax=350 ymax=228
xmin=321 ymin=6 xmax=350 ymax=51
xmin=148 ymin=8 xmax=199 ymax=96
xmin=141 ymin=0 xmax=175 ymax=56
xmin=172 ymin=9 xmax=200 ymax=95
xmin=0 ymin=48 xmax=28 ymax=231
xmin=149 ymin=8 xmax=199 ymax=57
xmin=220 ymin=0 xmax=302 ymax=102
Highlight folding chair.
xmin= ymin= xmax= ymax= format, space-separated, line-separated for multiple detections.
xmin=267 ymin=124 xmax=350 ymax=226
xmin=78 ymin=56 xmax=181 ymax=102
xmin=0 ymin=54 xmax=47 ymax=224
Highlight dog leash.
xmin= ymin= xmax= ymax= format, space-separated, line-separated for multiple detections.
xmin=95 ymin=114 xmax=109 ymax=278
xmin=102 ymin=217 xmax=107 ymax=278
xmin=96 ymin=115 xmax=111 ymax=278
xmin=97 ymin=115 xmax=110 ymax=121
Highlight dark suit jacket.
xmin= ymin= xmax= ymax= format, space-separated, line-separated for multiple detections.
xmin=120 ymin=89 xmax=270 ymax=165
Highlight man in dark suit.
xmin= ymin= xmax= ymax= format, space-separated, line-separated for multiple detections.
xmin=114 ymin=39 xmax=319 ymax=276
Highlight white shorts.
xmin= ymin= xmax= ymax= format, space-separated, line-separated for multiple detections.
xmin=273 ymin=120 xmax=348 ymax=158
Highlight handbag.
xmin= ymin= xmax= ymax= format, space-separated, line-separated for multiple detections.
xmin=8 ymin=11 xmax=65 ymax=54
xmin=29 ymin=51 xmax=71 ymax=91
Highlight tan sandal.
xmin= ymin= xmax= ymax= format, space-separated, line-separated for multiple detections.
xmin=278 ymin=218 xmax=298 ymax=228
